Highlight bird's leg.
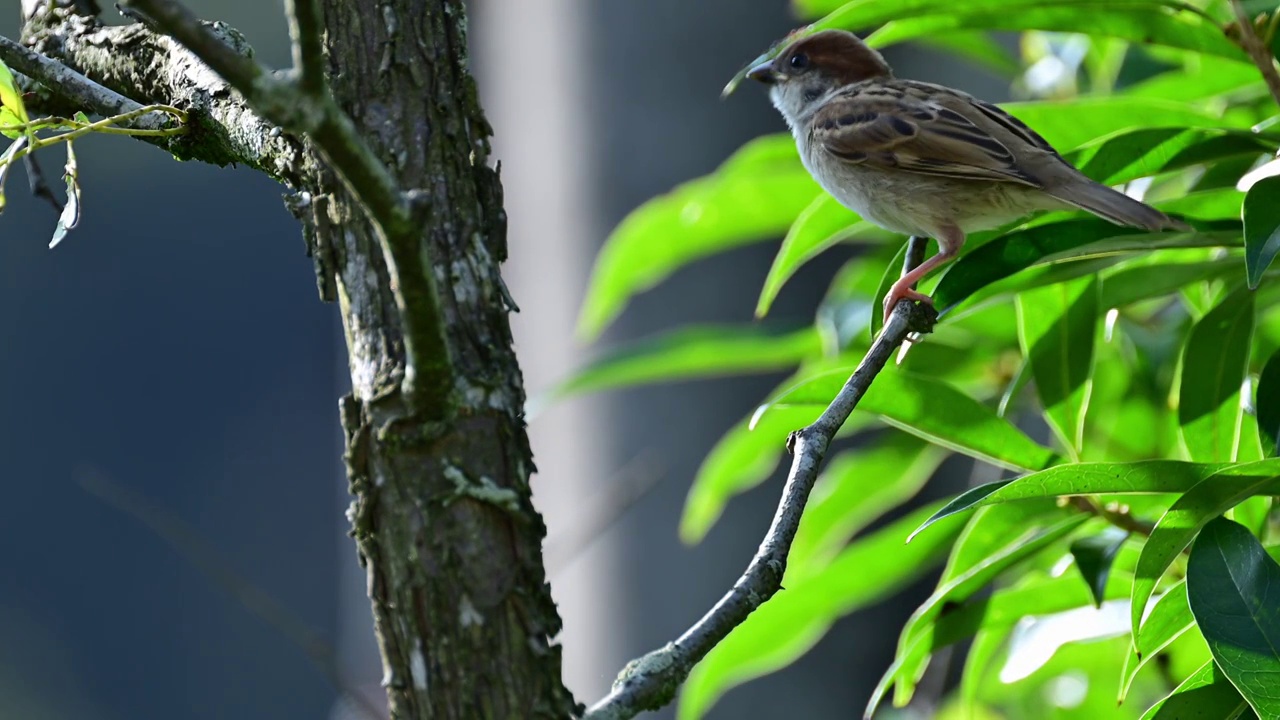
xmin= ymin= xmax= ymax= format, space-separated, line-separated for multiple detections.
xmin=882 ymin=227 xmax=965 ymax=325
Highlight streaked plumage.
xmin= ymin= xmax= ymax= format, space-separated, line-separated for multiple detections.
xmin=747 ymin=29 xmax=1188 ymax=322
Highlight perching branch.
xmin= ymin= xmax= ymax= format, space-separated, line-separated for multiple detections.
xmin=1230 ymin=0 xmax=1280 ymax=108
xmin=117 ymin=0 xmax=453 ymax=415
xmin=583 ymin=236 xmax=937 ymax=720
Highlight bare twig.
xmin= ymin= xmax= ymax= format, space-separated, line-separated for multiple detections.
xmin=1066 ymin=496 xmax=1155 ymax=537
xmin=118 ymin=0 xmax=264 ymax=95
xmin=0 ymin=35 xmax=170 ymax=130
xmin=545 ymin=450 xmax=667 ymax=576
xmin=78 ymin=469 xmax=385 ymax=720
xmin=583 ymin=236 xmax=936 ymax=720
xmin=286 ymin=0 xmax=327 ymax=96
xmin=23 ymin=153 xmax=64 ymax=214
xmin=118 ymin=0 xmax=453 ymax=416
xmin=1230 ymin=0 xmax=1280 ymax=107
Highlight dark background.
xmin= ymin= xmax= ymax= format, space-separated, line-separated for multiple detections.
xmin=0 ymin=3 xmax=1008 ymax=718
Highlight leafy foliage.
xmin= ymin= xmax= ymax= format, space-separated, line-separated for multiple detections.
xmin=560 ymin=0 xmax=1280 ymax=717
xmin=0 ymin=58 xmax=185 ymax=245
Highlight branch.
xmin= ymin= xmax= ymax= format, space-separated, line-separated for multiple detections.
xmin=1066 ymin=496 xmax=1155 ymax=537
xmin=286 ymin=0 xmax=327 ymax=96
xmin=118 ymin=0 xmax=265 ymax=95
xmin=21 ymin=19 xmax=306 ymax=181
xmin=78 ymin=469 xmax=385 ymax=720
xmin=117 ymin=0 xmax=453 ymax=415
xmin=583 ymin=236 xmax=936 ymax=720
xmin=0 ymin=35 xmax=170 ymax=131
xmin=1230 ymin=0 xmax=1280 ymax=107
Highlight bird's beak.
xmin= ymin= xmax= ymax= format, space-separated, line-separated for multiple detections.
xmin=746 ymin=60 xmax=779 ymax=85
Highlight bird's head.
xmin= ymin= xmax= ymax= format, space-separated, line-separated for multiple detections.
xmin=746 ymin=29 xmax=892 ymax=123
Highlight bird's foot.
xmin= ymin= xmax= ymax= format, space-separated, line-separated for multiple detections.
xmin=882 ymin=283 xmax=934 ymax=326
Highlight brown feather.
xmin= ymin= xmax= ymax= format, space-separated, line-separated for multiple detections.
xmin=778 ymin=30 xmax=891 ymax=85
xmin=810 ymin=85 xmax=1043 ymax=187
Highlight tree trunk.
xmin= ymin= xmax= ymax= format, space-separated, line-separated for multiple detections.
xmin=19 ymin=1 xmax=579 ymax=717
xmin=304 ymin=3 xmax=580 ymax=718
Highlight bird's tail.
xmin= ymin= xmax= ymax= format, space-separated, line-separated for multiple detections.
xmin=1048 ymin=179 xmax=1190 ymax=231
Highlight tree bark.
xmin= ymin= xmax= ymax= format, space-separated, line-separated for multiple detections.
xmin=311 ymin=2 xmax=579 ymax=717
xmin=18 ymin=1 xmax=578 ymax=718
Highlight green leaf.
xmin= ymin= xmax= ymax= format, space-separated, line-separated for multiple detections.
xmin=0 ymin=135 xmax=27 ymax=214
xmin=933 ymin=219 xmax=1238 ymax=314
xmin=942 ymin=499 xmax=1068 ymax=583
xmin=1100 ymin=256 xmax=1242 ymax=310
xmin=1179 ymin=285 xmax=1255 ymax=462
xmin=1159 ymin=190 xmax=1245 ymax=223
xmin=1258 ymin=349 xmax=1280 ymax=457
xmin=1068 ymin=128 xmax=1276 ymax=188
xmin=860 ymin=5 xmax=1248 ymax=63
xmin=898 ymin=501 xmax=1077 ymax=702
xmin=916 ymin=31 xmax=1019 ymax=75
xmin=756 ymin=194 xmax=881 ymax=318
xmin=577 ymin=135 xmax=815 ymax=339
xmin=868 ymin=513 xmax=1090 ymax=714
xmin=914 ymin=459 xmax=1280 ymax=537
xmin=1244 ymin=175 xmax=1280 ymax=289
xmin=1126 ymin=56 xmax=1263 ymax=101
xmin=1017 ymin=275 xmax=1099 ymax=456
xmin=1119 ymin=580 xmax=1193 ymax=702
xmin=677 ymin=502 xmax=965 ymax=720
xmin=768 ymin=365 xmax=1059 ymax=471
xmin=951 ymin=256 xmax=1122 ymax=321
xmin=1138 ymin=659 xmax=1255 ymax=720
xmin=905 ymin=561 xmax=1137 ymax=713
xmin=0 ymin=107 xmax=22 ymax=140
xmin=1001 ymin=98 xmax=1235 ymax=152
xmin=1131 ymin=461 xmax=1280 ymax=641
xmin=787 ymin=435 xmax=946 ymax=579
xmin=797 ymin=0 xmax=1248 ymax=66
xmin=1070 ymin=527 xmax=1128 ymax=608
xmin=0 ymin=58 xmax=28 ymax=131
xmin=48 ymin=142 xmax=80 ymax=249
xmin=534 ymin=325 xmax=820 ymax=409
xmin=960 ymin=627 xmax=1005 ymax=711
xmin=1188 ymin=518 xmax=1280 ymax=718
xmin=941 ymin=565 xmax=1130 ymax=658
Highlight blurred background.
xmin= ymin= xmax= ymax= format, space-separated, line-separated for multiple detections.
xmin=0 ymin=2 xmax=1012 ymax=718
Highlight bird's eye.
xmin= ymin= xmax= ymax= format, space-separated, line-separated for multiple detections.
xmin=789 ymin=53 xmax=809 ymax=71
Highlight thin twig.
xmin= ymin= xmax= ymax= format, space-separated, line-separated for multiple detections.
xmin=545 ymin=450 xmax=667 ymax=576
xmin=1066 ymin=496 xmax=1155 ymax=536
xmin=0 ymin=105 xmax=186 ymax=169
xmin=286 ymin=0 xmax=327 ymax=97
xmin=1230 ymin=0 xmax=1280 ymax=107
xmin=23 ymin=153 xmax=63 ymax=214
xmin=119 ymin=0 xmax=453 ymax=417
xmin=78 ymin=469 xmax=385 ymax=720
xmin=0 ymin=35 xmax=171 ymax=131
xmin=118 ymin=0 xmax=263 ymax=94
xmin=583 ymin=236 xmax=936 ymax=720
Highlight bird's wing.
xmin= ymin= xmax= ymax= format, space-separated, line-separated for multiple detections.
xmin=810 ymin=84 xmax=1044 ymax=187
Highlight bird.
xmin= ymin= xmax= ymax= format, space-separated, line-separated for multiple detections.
xmin=745 ymin=29 xmax=1189 ymax=324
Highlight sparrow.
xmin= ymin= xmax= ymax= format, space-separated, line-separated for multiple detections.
xmin=746 ymin=29 xmax=1189 ymax=324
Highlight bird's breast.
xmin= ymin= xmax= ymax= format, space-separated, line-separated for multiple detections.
xmin=800 ymin=144 xmax=1060 ymax=237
